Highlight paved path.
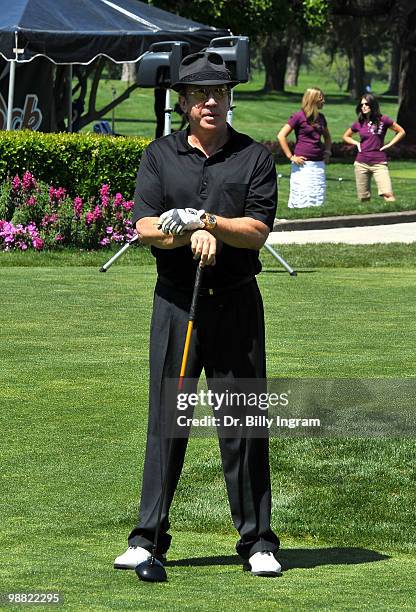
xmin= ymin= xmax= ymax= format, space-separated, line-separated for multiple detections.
xmin=267 ymin=222 xmax=416 ymax=245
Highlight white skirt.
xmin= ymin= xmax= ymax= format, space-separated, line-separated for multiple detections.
xmin=288 ymin=160 xmax=326 ymax=208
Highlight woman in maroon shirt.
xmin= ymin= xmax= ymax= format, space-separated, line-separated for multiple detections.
xmin=278 ymin=87 xmax=332 ymax=208
xmin=343 ymin=94 xmax=405 ymax=202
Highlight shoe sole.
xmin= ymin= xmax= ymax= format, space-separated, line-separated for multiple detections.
xmin=251 ymin=570 xmax=282 ymax=577
xmin=114 ymin=556 xmax=166 ymax=570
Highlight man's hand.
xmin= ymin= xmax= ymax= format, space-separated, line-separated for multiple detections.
xmin=190 ymin=230 xmax=216 ymax=267
xmin=159 ymin=208 xmax=205 ymax=235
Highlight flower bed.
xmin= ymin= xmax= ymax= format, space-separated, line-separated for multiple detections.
xmin=0 ymin=172 xmax=135 ymax=251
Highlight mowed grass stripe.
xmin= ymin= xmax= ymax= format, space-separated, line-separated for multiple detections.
xmin=1 ymin=264 xmax=416 ymax=610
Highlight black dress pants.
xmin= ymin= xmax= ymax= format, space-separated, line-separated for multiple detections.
xmin=128 ymin=278 xmax=279 ymax=559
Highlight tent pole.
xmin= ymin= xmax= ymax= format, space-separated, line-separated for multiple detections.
xmin=163 ymin=88 xmax=171 ymax=136
xmin=6 ymin=60 xmax=16 ymax=131
xmin=67 ymin=65 xmax=73 ymax=132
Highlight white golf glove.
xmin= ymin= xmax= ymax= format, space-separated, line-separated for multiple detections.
xmin=158 ymin=208 xmax=205 ymax=235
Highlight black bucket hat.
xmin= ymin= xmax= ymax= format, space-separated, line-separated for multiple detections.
xmin=171 ymin=51 xmax=237 ymax=92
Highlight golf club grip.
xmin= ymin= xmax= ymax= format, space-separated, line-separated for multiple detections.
xmin=189 ymin=265 xmax=203 ymax=321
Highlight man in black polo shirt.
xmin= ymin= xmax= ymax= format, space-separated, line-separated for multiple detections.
xmin=114 ymin=52 xmax=281 ymax=577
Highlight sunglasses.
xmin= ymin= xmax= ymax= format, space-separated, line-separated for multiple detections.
xmin=360 ymin=102 xmax=370 ymax=107
xmin=187 ymin=86 xmax=229 ymax=102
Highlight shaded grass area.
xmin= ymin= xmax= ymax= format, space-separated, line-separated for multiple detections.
xmin=1 ymin=243 xmax=416 ymax=268
xmin=1 ymin=264 xmax=416 ymax=609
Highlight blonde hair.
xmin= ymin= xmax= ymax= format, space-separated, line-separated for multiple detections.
xmin=302 ymin=87 xmax=324 ymax=124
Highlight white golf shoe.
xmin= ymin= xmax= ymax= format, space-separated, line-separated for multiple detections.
xmin=246 ymin=551 xmax=282 ymax=577
xmin=114 ymin=546 xmax=165 ymax=570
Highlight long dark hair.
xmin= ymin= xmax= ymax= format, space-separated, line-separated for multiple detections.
xmin=356 ymin=94 xmax=382 ymax=127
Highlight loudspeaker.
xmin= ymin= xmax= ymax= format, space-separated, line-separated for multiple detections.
xmin=205 ymin=36 xmax=249 ymax=83
xmin=136 ymin=41 xmax=190 ymax=88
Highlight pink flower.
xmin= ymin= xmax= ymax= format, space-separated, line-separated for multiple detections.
xmin=122 ymin=200 xmax=134 ymax=211
xmin=22 ymin=171 xmax=36 ymax=191
xmin=12 ymin=176 xmax=21 ymax=191
xmin=113 ymin=193 xmax=123 ymax=207
xmin=93 ymin=205 xmax=102 ymax=220
xmin=32 ymin=236 xmax=44 ymax=250
xmin=73 ymin=197 xmax=83 ymax=217
xmin=27 ymin=196 xmax=37 ymax=206
xmin=106 ymin=226 xmax=113 ymax=234
xmin=100 ymin=184 xmax=110 ymax=197
xmin=99 ymin=237 xmax=110 ymax=246
xmin=55 ymin=233 xmax=64 ymax=242
xmin=49 ymin=186 xmax=66 ymax=202
xmin=85 ymin=211 xmax=95 ymax=225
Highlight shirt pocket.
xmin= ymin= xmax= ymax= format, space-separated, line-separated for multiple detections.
xmin=218 ymin=183 xmax=248 ymax=217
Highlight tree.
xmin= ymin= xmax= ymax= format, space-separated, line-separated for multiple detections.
xmin=152 ymin=1 xmax=327 ymax=91
xmin=331 ymin=0 xmax=416 ymax=142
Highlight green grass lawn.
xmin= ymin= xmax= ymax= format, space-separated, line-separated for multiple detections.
xmin=276 ymin=160 xmax=416 ymax=219
xmin=1 ymin=248 xmax=416 ymax=610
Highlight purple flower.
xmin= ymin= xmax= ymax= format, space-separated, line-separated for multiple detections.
xmin=105 ymin=226 xmax=113 ymax=234
xmin=12 ymin=176 xmax=21 ymax=191
xmin=99 ymin=237 xmax=110 ymax=246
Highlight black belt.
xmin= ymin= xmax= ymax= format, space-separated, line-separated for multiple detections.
xmin=158 ymin=275 xmax=254 ymax=296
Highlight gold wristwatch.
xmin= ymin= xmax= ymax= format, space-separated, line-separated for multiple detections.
xmin=202 ymin=212 xmax=217 ymax=230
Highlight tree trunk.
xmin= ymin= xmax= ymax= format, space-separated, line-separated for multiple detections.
xmin=121 ymin=63 xmax=136 ymax=83
xmin=346 ymin=54 xmax=354 ymax=93
xmin=285 ymin=33 xmax=303 ymax=87
xmin=261 ymin=34 xmax=288 ymax=92
xmin=385 ymin=40 xmax=401 ymax=95
xmin=397 ymin=47 xmax=416 ymax=143
xmin=350 ymin=20 xmax=365 ymax=99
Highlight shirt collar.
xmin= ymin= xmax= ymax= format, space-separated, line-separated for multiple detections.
xmin=176 ymin=125 xmax=239 ymax=155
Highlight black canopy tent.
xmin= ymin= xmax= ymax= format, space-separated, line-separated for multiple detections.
xmin=0 ymin=0 xmax=229 ymax=130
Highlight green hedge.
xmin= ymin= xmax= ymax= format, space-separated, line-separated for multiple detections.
xmin=0 ymin=131 xmax=150 ymax=199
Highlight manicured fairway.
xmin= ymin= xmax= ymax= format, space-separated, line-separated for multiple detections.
xmin=1 ymin=255 xmax=416 ymax=610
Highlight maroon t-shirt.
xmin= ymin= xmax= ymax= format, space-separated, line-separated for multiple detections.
xmin=287 ymin=110 xmax=327 ymax=161
xmin=351 ymin=115 xmax=394 ymax=164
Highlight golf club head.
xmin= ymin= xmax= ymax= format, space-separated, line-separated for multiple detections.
xmin=135 ymin=557 xmax=167 ymax=582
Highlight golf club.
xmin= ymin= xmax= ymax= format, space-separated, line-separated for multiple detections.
xmin=135 ymin=264 xmax=204 ymax=583
xmin=99 ymin=233 xmax=139 ymax=272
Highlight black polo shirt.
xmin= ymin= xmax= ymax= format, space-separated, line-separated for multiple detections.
xmin=132 ymin=127 xmax=277 ymax=289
